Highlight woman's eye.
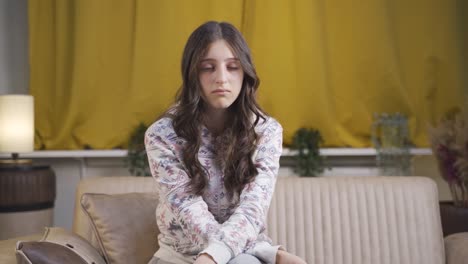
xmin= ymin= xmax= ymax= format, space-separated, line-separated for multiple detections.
xmin=200 ymin=66 xmax=214 ymax=71
xmin=227 ymin=65 xmax=239 ymax=70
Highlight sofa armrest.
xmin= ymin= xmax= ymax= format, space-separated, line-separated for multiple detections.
xmin=0 ymin=234 xmax=43 ymax=264
xmin=445 ymin=232 xmax=468 ymax=264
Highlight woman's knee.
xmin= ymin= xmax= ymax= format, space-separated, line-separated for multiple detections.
xmin=228 ymin=254 xmax=262 ymax=264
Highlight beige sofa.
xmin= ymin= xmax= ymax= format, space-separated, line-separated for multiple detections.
xmin=1 ymin=175 xmax=468 ymax=264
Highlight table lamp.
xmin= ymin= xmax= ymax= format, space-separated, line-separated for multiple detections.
xmin=0 ymin=94 xmax=56 ymax=239
xmin=0 ymin=94 xmax=34 ymax=163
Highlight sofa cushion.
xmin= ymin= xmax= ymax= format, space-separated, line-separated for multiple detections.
xmin=15 ymin=227 xmax=105 ymax=264
xmin=80 ymin=192 xmax=159 ymax=264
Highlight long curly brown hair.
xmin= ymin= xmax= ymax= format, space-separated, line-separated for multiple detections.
xmin=170 ymin=21 xmax=265 ymax=196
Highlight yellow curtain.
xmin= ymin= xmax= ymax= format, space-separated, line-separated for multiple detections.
xmin=29 ymin=0 xmax=465 ymax=149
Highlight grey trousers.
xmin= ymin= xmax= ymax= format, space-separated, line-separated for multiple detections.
xmin=148 ymin=254 xmax=263 ymax=264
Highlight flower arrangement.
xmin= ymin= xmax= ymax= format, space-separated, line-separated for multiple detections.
xmin=429 ymin=107 xmax=468 ymax=207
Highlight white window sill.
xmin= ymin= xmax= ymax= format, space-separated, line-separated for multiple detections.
xmin=0 ymin=148 xmax=432 ymax=159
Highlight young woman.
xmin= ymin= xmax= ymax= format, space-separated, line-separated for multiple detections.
xmin=145 ymin=21 xmax=306 ymax=264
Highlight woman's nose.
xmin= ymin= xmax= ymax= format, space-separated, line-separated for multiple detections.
xmin=215 ymin=68 xmax=228 ymax=84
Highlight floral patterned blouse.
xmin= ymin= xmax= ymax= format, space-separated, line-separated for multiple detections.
xmin=145 ymin=115 xmax=283 ymax=264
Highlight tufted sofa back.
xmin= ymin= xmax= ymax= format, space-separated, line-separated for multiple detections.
xmin=73 ymin=176 xmax=444 ymax=264
xmin=268 ymin=176 xmax=444 ymax=264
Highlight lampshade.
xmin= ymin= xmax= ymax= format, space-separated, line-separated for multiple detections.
xmin=0 ymin=95 xmax=34 ymax=153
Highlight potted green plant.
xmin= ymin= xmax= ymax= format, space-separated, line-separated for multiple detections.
xmin=125 ymin=123 xmax=151 ymax=176
xmin=429 ymin=106 xmax=468 ymax=236
xmin=291 ymin=127 xmax=325 ymax=177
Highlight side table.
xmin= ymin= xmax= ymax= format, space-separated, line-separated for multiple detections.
xmin=440 ymin=201 xmax=468 ymax=237
xmin=0 ymin=164 xmax=56 ymax=239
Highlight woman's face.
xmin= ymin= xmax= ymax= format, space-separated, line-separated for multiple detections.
xmin=198 ymin=39 xmax=244 ymax=112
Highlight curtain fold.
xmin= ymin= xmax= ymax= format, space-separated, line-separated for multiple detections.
xmin=29 ymin=0 xmax=465 ymax=149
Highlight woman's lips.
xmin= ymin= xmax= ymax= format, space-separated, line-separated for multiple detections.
xmin=212 ymin=89 xmax=230 ymax=94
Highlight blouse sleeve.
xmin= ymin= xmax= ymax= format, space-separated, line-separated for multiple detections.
xmin=145 ymin=123 xmax=222 ymax=249
xmin=200 ymin=120 xmax=283 ymax=264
